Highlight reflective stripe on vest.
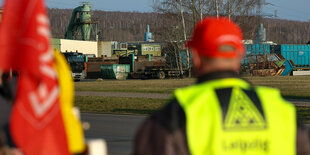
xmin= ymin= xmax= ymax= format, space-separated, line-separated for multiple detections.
xmin=175 ymin=78 xmax=296 ymax=155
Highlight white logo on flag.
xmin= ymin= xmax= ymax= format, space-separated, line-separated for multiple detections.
xmin=28 ymin=14 xmax=59 ymax=118
xmin=29 ymin=84 xmax=59 ymax=117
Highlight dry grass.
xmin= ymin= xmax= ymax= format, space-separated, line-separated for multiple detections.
xmin=75 ymin=79 xmax=195 ymax=94
xmin=75 ymin=76 xmax=310 ymax=99
xmin=244 ymin=76 xmax=310 ymax=99
xmin=75 ymin=96 xmax=168 ymax=114
xmin=74 ymin=96 xmax=310 ymax=123
xmin=297 ymin=106 xmax=310 ymax=123
xmin=75 ymin=77 xmax=310 ymax=122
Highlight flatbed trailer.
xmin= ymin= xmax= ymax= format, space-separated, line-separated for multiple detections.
xmin=119 ymin=54 xmax=185 ymax=79
xmin=131 ymin=67 xmax=184 ymax=79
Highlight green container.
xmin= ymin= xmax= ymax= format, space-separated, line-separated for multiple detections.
xmin=101 ymin=64 xmax=130 ymax=80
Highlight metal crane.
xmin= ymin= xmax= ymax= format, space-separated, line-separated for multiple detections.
xmin=65 ymin=3 xmax=98 ymax=41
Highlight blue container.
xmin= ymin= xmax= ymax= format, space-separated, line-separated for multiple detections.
xmin=281 ymin=60 xmax=294 ymax=76
xmin=241 ymin=44 xmax=271 ymax=65
xmin=180 ymin=50 xmax=192 ymax=68
xmin=271 ymin=44 xmax=310 ymax=68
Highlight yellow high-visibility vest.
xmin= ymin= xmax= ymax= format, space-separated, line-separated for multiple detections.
xmin=175 ymin=78 xmax=296 ymax=155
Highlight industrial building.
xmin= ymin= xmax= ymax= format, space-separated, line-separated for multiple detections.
xmin=98 ymin=41 xmax=113 ymax=57
xmin=50 ymin=38 xmax=163 ymax=58
xmin=51 ymin=38 xmax=99 ymax=57
xmin=48 ymin=4 xmax=163 ymax=59
xmin=129 ymin=43 xmax=162 ymax=56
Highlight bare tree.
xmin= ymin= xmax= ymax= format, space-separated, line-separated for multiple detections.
xmin=48 ymin=7 xmax=310 ymax=46
xmin=152 ymin=0 xmax=259 ymax=77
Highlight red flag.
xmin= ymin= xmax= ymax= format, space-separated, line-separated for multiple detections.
xmin=0 ymin=0 xmax=70 ymax=154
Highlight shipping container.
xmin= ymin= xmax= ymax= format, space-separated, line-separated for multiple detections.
xmin=271 ymin=44 xmax=310 ymax=69
xmin=180 ymin=50 xmax=192 ymax=68
xmin=101 ymin=64 xmax=130 ymax=80
xmin=293 ymin=70 xmax=310 ymax=76
xmin=242 ymin=44 xmax=271 ymax=65
xmin=242 ymin=53 xmax=293 ymax=76
xmin=281 ymin=60 xmax=294 ymax=76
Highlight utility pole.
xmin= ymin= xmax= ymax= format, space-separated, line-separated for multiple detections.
xmin=256 ymin=0 xmax=275 ymax=44
xmin=228 ymin=0 xmax=231 ymax=20
xmin=199 ymin=0 xmax=203 ymax=20
xmin=178 ymin=0 xmax=187 ymax=42
xmin=215 ymin=0 xmax=219 ymax=18
xmin=274 ymin=10 xmax=278 ymax=18
xmin=178 ymin=0 xmax=186 ymax=76
xmin=257 ymin=0 xmax=263 ymax=20
xmin=256 ymin=0 xmax=263 ymax=44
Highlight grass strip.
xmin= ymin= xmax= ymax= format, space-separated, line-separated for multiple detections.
xmin=75 ymin=96 xmax=310 ymax=123
xmin=75 ymin=79 xmax=195 ymax=94
xmin=75 ymin=96 xmax=168 ymax=115
xmin=76 ymin=76 xmax=310 ymax=99
xmin=244 ymin=76 xmax=310 ymax=99
xmin=297 ymin=106 xmax=310 ymax=123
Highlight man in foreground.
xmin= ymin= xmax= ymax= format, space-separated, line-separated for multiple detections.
xmin=134 ymin=17 xmax=310 ymax=155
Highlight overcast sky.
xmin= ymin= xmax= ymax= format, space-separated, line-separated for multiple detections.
xmin=0 ymin=0 xmax=309 ymax=21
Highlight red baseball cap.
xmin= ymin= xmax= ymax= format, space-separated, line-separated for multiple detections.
xmin=186 ymin=17 xmax=245 ymax=58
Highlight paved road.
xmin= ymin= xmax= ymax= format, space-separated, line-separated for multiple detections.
xmin=82 ymin=110 xmax=310 ymax=155
xmin=79 ymin=94 xmax=310 ymax=155
xmin=81 ymin=113 xmax=146 ymax=155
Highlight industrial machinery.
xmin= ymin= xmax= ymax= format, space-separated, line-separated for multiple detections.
xmin=244 ymin=53 xmax=293 ymax=76
xmin=119 ymin=54 xmax=183 ymax=79
xmin=84 ymin=54 xmax=184 ymax=80
xmin=271 ymin=44 xmax=310 ymax=69
xmin=65 ymin=3 xmax=98 ymax=41
xmin=241 ymin=44 xmax=310 ymax=76
xmin=144 ymin=25 xmax=153 ymax=42
xmin=62 ymin=52 xmax=85 ymax=81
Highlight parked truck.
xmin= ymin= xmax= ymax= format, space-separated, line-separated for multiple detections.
xmin=62 ymin=52 xmax=85 ymax=81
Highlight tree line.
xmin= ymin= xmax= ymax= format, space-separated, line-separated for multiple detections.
xmin=48 ymin=8 xmax=310 ymax=44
